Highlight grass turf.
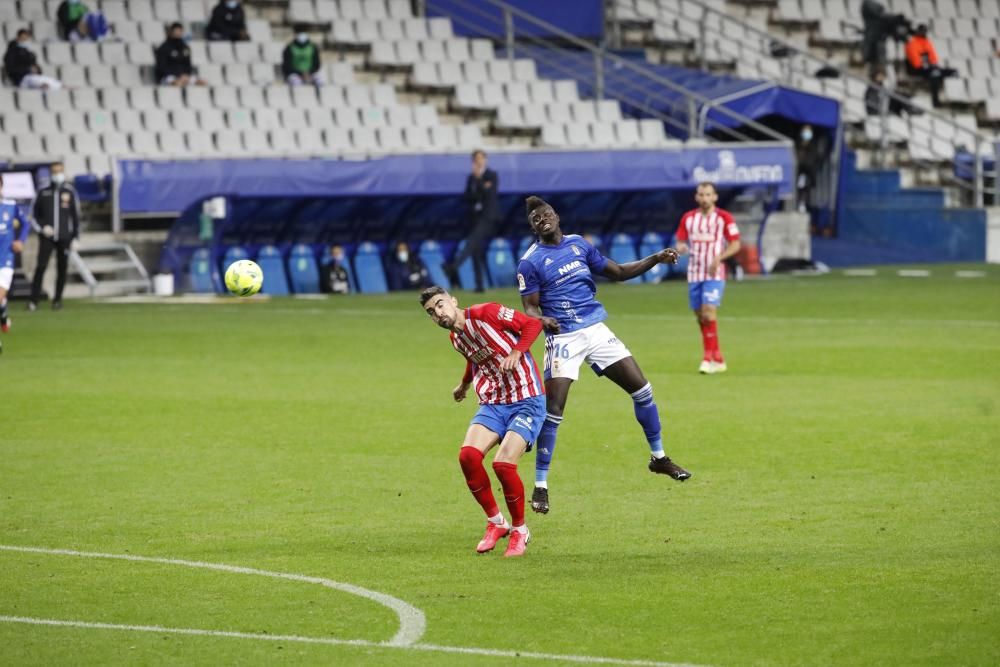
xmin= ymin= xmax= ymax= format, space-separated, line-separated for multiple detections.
xmin=2 ymin=264 xmax=998 ymax=666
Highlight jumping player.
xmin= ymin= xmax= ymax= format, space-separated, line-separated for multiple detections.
xmin=517 ymin=196 xmax=691 ymax=515
xmin=675 ymin=182 xmax=741 ymax=374
xmin=0 ymin=173 xmax=29 ymax=353
xmin=421 ymin=285 xmax=546 ymax=557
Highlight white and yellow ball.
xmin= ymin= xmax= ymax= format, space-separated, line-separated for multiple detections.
xmin=224 ymin=259 xmax=263 ymax=297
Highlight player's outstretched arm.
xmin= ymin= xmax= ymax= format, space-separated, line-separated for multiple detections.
xmin=601 ymin=248 xmax=679 ymax=282
xmin=521 ymin=291 xmax=560 ymax=334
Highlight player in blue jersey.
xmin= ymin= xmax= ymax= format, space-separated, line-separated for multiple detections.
xmin=0 ymin=174 xmax=29 ymax=353
xmin=517 ymin=196 xmax=692 ymax=514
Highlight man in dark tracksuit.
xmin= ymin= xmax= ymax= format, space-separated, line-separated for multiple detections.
xmin=445 ymin=150 xmax=499 ymax=293
xmin=29 ymin=163 xmax=80 ymax=311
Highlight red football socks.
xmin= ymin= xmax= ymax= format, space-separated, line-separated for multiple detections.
xmin=491 ymin=461 xmax=525 ymax=528
xmin=706 ymin=320 xmax=723 ymax=361
xmin=458 ymin=447 xmax=499 ymax=518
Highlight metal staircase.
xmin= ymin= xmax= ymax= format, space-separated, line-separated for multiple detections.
xmin=65 ymin=241 xmax=152 ymax=298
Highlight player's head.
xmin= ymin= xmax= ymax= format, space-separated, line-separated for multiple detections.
xmin=420 ymin=286 xmax=460 ymax=330
xmin=526 ymin=195 xmax=559 ymax=240
xmin=695 ymin=182 xmax=718 ymax=212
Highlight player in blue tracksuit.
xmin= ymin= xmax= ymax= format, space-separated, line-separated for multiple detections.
xmin=516 ymin=196 xmax=692 ymax=514
xmin=0 ymin=173 xmax=29 ymax=351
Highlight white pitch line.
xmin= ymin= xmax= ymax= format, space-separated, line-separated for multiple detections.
xmin=0 ymin=616 xmax=705 ymax=667
xmin=955 ymin=270 xmax=986 ymax=278
xmin=842 ymin=269 xmax=877 ymax=276
xmin=0 ymin=544 xmax=424 ymax=647
xmin=897 ymin=269 xmax=931 ymax=277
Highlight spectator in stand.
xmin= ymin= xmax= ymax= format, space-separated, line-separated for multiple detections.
xmin=283 ymin=25 xmax=324 ymax=87
xmin=206 ymin=0 xmax=249 ymax=42
xmin=905 ymin=24 xmax=956 ymax=106
xmin=56 ymin=0 xmax=109 ymax=42
xmin=444 ymin=150 xmax=499 ymax=293
xmin=155 ymin=23 xmax=206 ymax=86
xmin=321 ymin=245 xmax=351 ymax=294
xmin=864 ymin=68 xmax=917 ymax=116
xmin=3 ymin=29 xmax=62 ymax=90
xmin=386 ymin=242 xmax=430 ymax=291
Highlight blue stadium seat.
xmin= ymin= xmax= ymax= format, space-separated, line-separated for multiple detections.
xmin=486 ymin=238 xmax=517 ymax=288
xmin=669 ymin=234 xmax=689 ymax=277
xmin=608 ymin=234 xmax=641 ymax=284
xmin=287 ymin=244 xmax=320 ymax=294
xmin=322 ymin=246 xmax=357 ymax=293
xmin=419 ymin=240 xmax=451 ymax=290
xmin=255 ymin=245 xmax=290 ymax=295
xmin=517 ymin=235 xmax=535 ymax=259
xmin=353 ymin=242 xmax=388 ymax=293
xmin=639 ymin=232 xmax=667 ymax=283
xmin=189 ymin=247 xmax=217 ymax=293
xmin=455 ymin=240 xmax=492 ymax=291
xmin=221 ymin=246 xmax=250 ymax=281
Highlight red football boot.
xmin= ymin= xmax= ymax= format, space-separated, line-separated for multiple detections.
xmin=476 ymin=521 xmax=510 ymax=553
xmin=503 ymin=528 xmax=530 ymax=557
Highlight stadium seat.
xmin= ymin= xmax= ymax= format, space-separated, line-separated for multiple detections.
xmin=608 ymin=234 xmax=641 ymax=284
xmin=454 ymin=239 xmax=492 ymax=291
xmin=222 ymin=246 xmax=250 ymax=280
xmin=486 ymin=237 xmax=517 ymax=288
xmin=639 ymin=232 xmax=668 ymax=283
xmin=189 ymin=247 xmax=218 ymax=293
xmin=255 ymin=245 xmax=290 ymax=295
xmin=418 ymin=240 xmax=451 ymax=290
xmin=352 ymin=242 xmax=389 ymax=294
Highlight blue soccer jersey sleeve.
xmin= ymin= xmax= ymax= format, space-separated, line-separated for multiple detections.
xmin=583 ymin=238 xmax=608 ymax=274
xmin=517 ymin=256 xmax=540 ymax=295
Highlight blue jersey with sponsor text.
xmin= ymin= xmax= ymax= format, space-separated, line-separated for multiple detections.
xmin=0 ymin=200 xmax=28 ymax=269
xmin=516 ymin=234 xmax=609 ymax=335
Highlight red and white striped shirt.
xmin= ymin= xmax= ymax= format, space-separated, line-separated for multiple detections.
xmin=676 ymin=207 xmax=740 ymax=282
xmin=450 ymin=303 xmax=545 ymax=405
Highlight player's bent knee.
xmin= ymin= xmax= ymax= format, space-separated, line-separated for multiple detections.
xmin=458 ymin=446 xmax=483 ymax=467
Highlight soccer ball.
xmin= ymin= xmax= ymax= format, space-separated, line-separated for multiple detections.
xmin=225 ymin=259 xmax=263 ymax=297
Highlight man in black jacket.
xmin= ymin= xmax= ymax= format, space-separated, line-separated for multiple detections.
xmin=444 ymin=150 xmax=499 ymax=293
xmin=29 ymin=163 xmax=80 ymax=311
xmin=155 ymin=23 xmax=205 ymax=86
xmin=206 ymin=0 xmax=249 ymax=42
xmin=3 ymin=28 xmax=62 ymax=89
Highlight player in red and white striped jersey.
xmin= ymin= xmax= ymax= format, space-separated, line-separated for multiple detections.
xmin=675 ymin=182 xmax=742 ymax=374
xmin=420 ymin=286 xmax=545 ymax=557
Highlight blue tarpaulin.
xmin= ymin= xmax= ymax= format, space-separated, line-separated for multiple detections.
xmin=427 ymin=0 xmax=604 ymax=40
xmin=119 ymin=146 xmax=794 ymax=214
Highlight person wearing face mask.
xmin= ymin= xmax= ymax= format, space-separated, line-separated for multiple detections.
xmin=282 ymin=25 xmax=324 ymax=87
xmin=156 ymin=23 xmax=206 ymax=86
xmin=321 ymin=244 xmax=351 ymax=294
xmin=28 ymin=163 xmax=80 ymax=312
xmin=56 ymin=0 xmax=109 ymax=42
xmin=3 ymin=29 xmax=62 ymax=90
xmin=386 ymin=241 xmax=430 ymax=291
xmin=207 ymin=0 xmax=249 ymax=42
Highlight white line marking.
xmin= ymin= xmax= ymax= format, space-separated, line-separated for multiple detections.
xmin=897 ymin=269 xmax=930 ymax=277
xmin=843 ymin=269 xmax=877 ymax=276
xmin=955 ymin=270 xmax=986 ymax=278
xmin=0 ymin=616 xmax=704 ymax=667
xmin=0 ymin=544 xmax=425 ymax=647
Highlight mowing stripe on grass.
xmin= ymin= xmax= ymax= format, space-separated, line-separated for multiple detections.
xmin=0 ymin=544 xmax=425 ymax=647
xmin=0 ymin=616 xmax=706 ymax=667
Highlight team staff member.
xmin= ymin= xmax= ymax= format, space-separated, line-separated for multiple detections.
xmin=29 ymin=163 xmax=80 ymax=311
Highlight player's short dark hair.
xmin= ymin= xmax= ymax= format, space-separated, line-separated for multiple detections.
xmin=419 ymin=285 xmax=448 ymax=307
xmin=696 ymin=181 xmax=718 ymax=193
xmin=525 ymin=195 xmax=549 ymax=216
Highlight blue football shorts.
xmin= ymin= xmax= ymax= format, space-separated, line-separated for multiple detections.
xmin=471 ymin=394 xmax=546 ymax=451
xmin=688 ymin=280 xmax=726 ymax=310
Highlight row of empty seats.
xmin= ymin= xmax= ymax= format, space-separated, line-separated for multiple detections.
xmin=539 ymin=119 xmax=678 ymax=149
xmin=37 ymin=40 xmax=284 ymax=67
xmin=0 ymin=18 xmax=273 ymax=44
xmin=289 ymin=0 xmax=416 ymax=25
xmin=1 ymin=0 xmax=234 ymax=23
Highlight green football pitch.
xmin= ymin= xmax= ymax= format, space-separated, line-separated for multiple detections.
xmin=2 ymin=265 xmax=998 ymax=666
